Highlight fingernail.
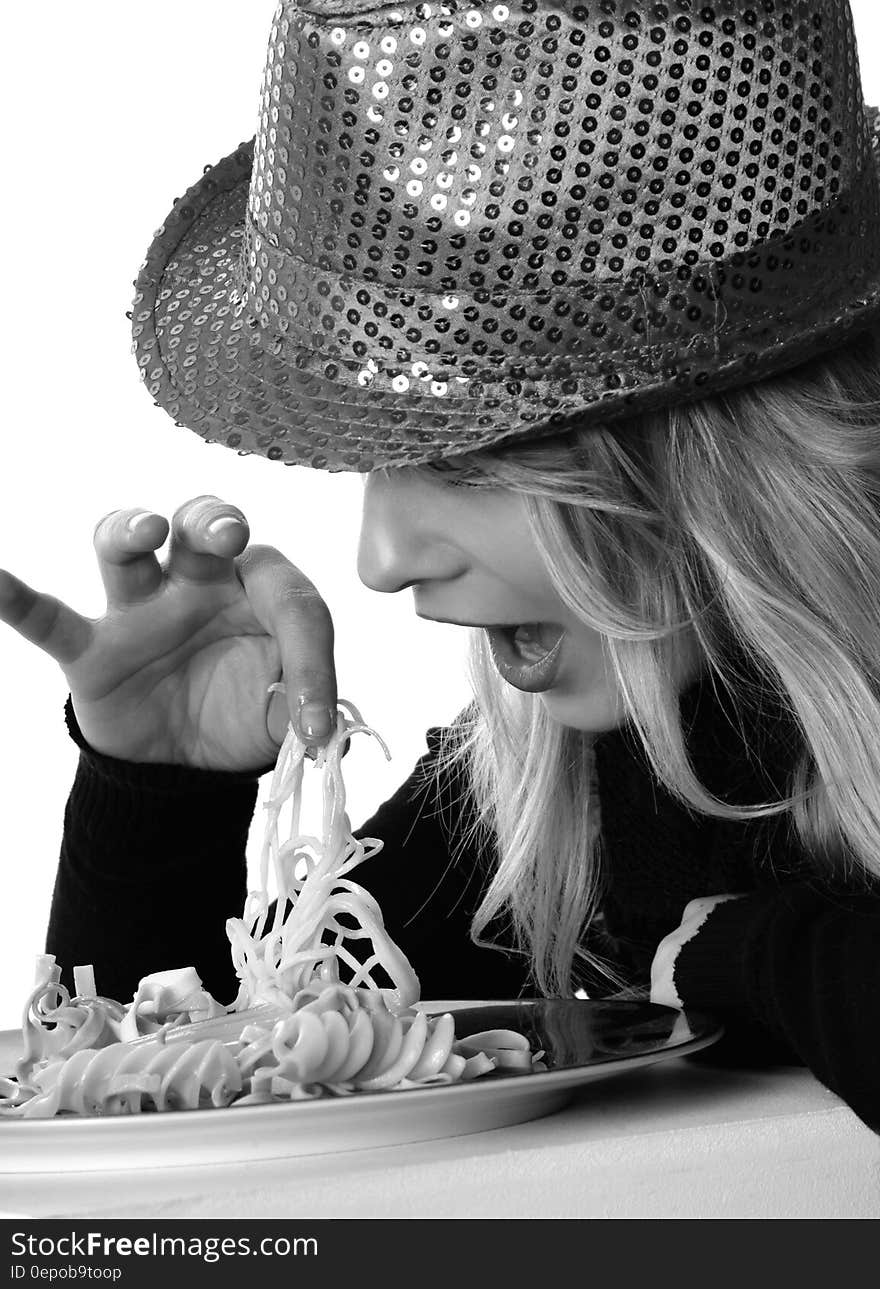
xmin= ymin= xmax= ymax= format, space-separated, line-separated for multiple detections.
xmin=126 ymin=510 xmax=152 ymax=533
xmin=300 ymin=703 xmax=334 ymax=740
xmin=207 ymin=516 xmax=242 ymax=537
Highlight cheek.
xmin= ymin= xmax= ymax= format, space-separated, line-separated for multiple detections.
xmin=563 ymin=625 xmax=614 ymax=691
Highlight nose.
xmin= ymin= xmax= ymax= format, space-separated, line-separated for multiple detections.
xmin=356 ymin=471 xmax=466 ymax=593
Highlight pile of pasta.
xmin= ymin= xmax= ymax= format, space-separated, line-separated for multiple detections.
xmin=0 ymin=697 xmax=539 ymax=1118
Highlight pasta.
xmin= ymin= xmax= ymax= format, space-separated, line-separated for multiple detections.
xmin=226 ymin=695 xmax=421 ymax=1014
xmin=1 ymin=698 xmax=541 ymax=1118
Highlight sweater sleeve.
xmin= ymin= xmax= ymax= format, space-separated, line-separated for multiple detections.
xmin=673 ymin=880 xmax=880 ymax=1133
xmin=47 ymin=698 xmax=264 ymax=1005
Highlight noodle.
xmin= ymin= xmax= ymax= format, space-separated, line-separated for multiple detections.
xmin=226 ymin=696 xmax=421 ymax=1013
xmin=0 ymin=698 xmax=541 ymax=1118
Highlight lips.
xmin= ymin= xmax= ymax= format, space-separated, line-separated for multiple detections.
xmin=485 ymin=623 xmax=566 ymax=693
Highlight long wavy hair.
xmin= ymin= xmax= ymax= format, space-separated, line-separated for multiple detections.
xmin=422 ymin=325 xmax=880 ymax=997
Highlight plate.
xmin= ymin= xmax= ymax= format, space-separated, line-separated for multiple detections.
xmin=0 ymin=1000 xmax=721 ymax=1173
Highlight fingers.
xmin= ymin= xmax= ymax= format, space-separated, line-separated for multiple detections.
xmin=0 ymin=568 xmax=92 ymax=665
xmin=166 ymin=496 xmax=251 ymax=584
xmin=236 ymin=545 xmax=338 ymax=745
xmin=94 ymin=498 xmax=251 ymax=603
xmin=93 ymin=508 xmax=170 ymax=605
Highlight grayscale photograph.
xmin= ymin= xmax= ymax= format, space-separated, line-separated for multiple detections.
xmin=0 ymin=0 xmax=877 ymax=1244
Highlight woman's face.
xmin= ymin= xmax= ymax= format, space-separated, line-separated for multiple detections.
xmin=356 ymin=468 xmax=631 ymax=733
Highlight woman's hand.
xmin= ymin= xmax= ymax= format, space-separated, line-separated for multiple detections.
xmin=0 ymin=496 xmax=337 ymax=772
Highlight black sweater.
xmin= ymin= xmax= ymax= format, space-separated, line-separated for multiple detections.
xmin=47 ymin=670 xmax=880 ymax=1133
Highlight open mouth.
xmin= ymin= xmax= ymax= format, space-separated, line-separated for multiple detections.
xmin=510 ymin=623 xmax=563 ymax=661
xmin=485 ymin=623 xmax=566 ymax=693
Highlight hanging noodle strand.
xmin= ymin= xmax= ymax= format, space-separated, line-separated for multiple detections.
xmin=227 ymin=695 xmax=421 ymax=1014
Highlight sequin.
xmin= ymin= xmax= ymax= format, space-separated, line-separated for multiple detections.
xmin=132 ymin=0 xmax=880 ymax=472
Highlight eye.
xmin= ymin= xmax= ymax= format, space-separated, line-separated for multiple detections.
xmin=424 ymin=461 xmax=484 ymax=489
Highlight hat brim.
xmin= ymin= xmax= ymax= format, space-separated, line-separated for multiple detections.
xmin=132 ymin=109 xmax=880 ymax=472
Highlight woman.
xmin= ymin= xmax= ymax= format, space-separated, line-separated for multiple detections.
xmin=1 ymin=1 xmax=879 ymax=1131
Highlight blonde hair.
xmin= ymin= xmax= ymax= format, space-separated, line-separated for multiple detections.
xmin=425 ymin=325 xmax=880 ymax=997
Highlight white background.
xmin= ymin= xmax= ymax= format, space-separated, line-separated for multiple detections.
xmin=0 ymin=2 xmax=878 ymax=1029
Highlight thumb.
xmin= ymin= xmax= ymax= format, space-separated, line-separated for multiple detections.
xmin=0 ymin=569 xmax=92 ymax=667
xmin=266 ymin=686 xmax=292 ymax=745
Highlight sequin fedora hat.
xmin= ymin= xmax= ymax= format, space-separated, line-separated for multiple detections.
xmin=131 ymin=0 xmax=880 ymax=472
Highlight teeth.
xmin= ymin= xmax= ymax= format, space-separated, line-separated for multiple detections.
xmin=512 ymin=623 xmax=550 ymax=663
xmin=513 ymin=625 xmax=540 ymax=644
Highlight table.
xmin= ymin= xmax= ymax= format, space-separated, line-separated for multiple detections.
xmin=2 ymin=1058 xmax=877 ymax=1219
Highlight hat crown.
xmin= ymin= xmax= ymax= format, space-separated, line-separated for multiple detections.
xmin=244 ymin=0 xmax=877 ymax=303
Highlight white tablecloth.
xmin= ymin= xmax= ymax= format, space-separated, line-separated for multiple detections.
xmin=2 ymin=1059 xmax=877 ymax=1219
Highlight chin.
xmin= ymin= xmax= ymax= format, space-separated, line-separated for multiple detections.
xmin=537 ymin=686 xmax=627 ymax=734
